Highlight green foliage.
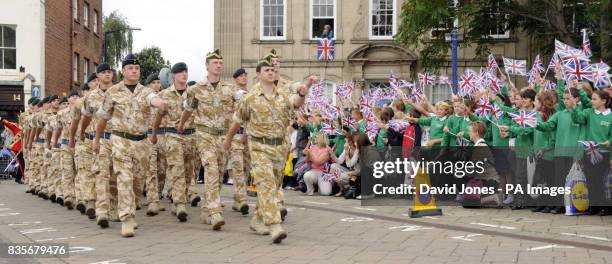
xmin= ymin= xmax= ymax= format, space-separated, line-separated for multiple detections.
xmin=103 ymin=11 xmax=134 ymax=69
xmin=135 ymin=47 xmax=170 ymax=84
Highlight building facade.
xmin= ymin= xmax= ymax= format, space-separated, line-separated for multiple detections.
xmin=0 ymin=0 xmax=102 ymax=121
xmin=215 ymin=0 xmax=532 ymax=105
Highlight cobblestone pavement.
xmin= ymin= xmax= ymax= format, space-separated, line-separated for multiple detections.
xmin=0 ymin=180 xmax=611 ymax=264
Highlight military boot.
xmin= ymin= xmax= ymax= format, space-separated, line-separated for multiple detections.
xmin=270 ymin=224 xmax=287 ymax=244
xmin=249 ymin=216 xmax=270 ymax=235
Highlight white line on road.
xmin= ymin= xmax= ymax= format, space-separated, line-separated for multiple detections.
xmin=303 ymin=201 xmax=329 ymax=205
xmin=340 ymin=217 xmax=373 ymax=222
xmin=8 ymin=221 xmax=41 ymax=226
xmin=527 ymin=244 xmax=575 ymax=251
xmin=20 ymin=227 xmax=57 ymax=234
xmin=0 ymin=208 xmax=12 ymax=211
xmin=35 ymin=236 xmax=77 ymax=242
xmin=69 ymin=246 xmax=95 ymax=253
xmin=424 ymin=216 xmax=439 ymax=219
xmin=353 ymin=206 xmax=377 ymax=211
xmin=560 ymin=232 xmax=612 ymax=242
xmin=470 ymin=222 xmax=517 ymax=230
xmin=89 ymin=260 xmax=125 ymax=264
xmin=389 ymin=225 xmax=434 ymax=232
xmin=0 ymin=212 xmax=20 ymax=217
xmin=451 ymin=233 xmax=483 ymax=242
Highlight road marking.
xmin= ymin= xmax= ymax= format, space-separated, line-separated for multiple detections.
xmin=424 ymin=216 xmax=439 ymax=219
xmin=493 ymin=217 xmax=546 ymax=223
xmin=8 ymin=221 xmax=42 ymax=226
xmin=470 ymin=222 xmax=517 ymax=230
xmin=451 ymin=233 xmax=483 ymax=242
xmin=20 ymin=227 xmax=57 ymax=234
xmin=560 ymin=232 xmax=611 ymax=242
xmin=353 ymin=206 xmax=376 ymax=211
xmin=389 ymin=225 xmax=433 ymax=232
xmin=340 ymin=217 xmax=373 ymax=222
xmin=0 ymin=208 xmax=12 ymax=212
xmin=69 ymin=246 xmax=95 ymax=253
xmin=0 ymin=212 xmax=20 ymax=217
xmin=89 ymin=260 xmax=125 ymax=264
xmin=527 ymin=244 xmax=575 ymax=251
xmin=303 ymin=201 xmax=329 ymax=205
xmin=35 ymin=236 xmax=77 ymax=242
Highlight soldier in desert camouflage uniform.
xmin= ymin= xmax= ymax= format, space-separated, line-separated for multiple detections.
xmin=143 ymin=72 xmax=163 ymax=216
xmin=94 ymin=54 xmax=168 ymax=238
xmin=42 ymin=95 xmax=60 ymax=201
xmin=53 ymin=91 xmax=80 ymax=210
xmin=49 ymin=96 xmax=68 ymax=206
xmin=224 ymin=55 xmax=309 ymax=244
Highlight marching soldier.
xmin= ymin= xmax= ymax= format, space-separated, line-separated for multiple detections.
xmin=80 ymin=63 xmax=119 ymax=227
xmin=54 ymin=91 xmax=80 ymax=210
xmin=41 ymin=95 xmax=59 ymax=200
xmin=23 ymin=98 xmax=39 ymax=193
xmin=69 ymin=75 xmax=98 ymax=217
xmin=224 ymin=55 xmax=309 ymax=243
xmin=228 ymin=68 xmax=250 ymax=215
xmin=178 ymin=49 xmax=238 ymax=231
xmin=26 ymin=98 xmax=43 ymax=195
xmin=49 ymin=96 xmax=68 ymax=205
xmin=152 ymin=62 xmax=196 ymax=222
xmin=143 ymin=72 xmax=162 ymax=216
xmin=93 ymin=54 xmax=168 ymax=237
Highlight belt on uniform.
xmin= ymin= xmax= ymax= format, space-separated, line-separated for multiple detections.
xmin=84 ymin=133 xmax=95 ymax=140
xmin=196 ymin=125 xmax=226 ymax=136
xmin=249 ymin=136 xmax=284 ymax=146
xmin=101 ymin=132 xmax=112 ymax=140
xmin=111 ymin=131 xmax=147 ymax=141
xmin=60 ymin=139 xmax=69 ymax=145
xmin=147 ymin=128 xmax=164 ymax=135
xmin=36 ymin=139 xmax=46 ymax=144
xmin=159 ymin=127 xmax=195 ymax=136
xmin=237 ymin=127 xmax=245 ymax=135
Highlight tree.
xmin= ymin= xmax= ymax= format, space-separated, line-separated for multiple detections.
xmin=396 ymin=0 xmax=612 ymax=70
xmin=103 ymin=11 xmax=134 ymax=69
xmin=135 ymin=47 xmax=170 ymax=84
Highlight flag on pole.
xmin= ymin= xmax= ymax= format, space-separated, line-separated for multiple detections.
xmin=487 ymin=54 xmax=499 ymax=73
xmin=532 ymin=54 xmax=545 ymax=73
xmin=578 ymin=140 xmax=603 ymax=165
xmin=322 ymin=123 xmax=341 ymax=136
xmin=475 ymin=95 xmax=494 ymax=118
xmin=582 ymin=29 xmax=592 ymax=58
xmin=458 ymin=70 xmax=477 ymax=96
xmin=418 ymin=72 xmax=436 ymax=86
xmin=593 ymin=62 xmax=612 ymax=89
xmin=485 ymin=72 xmax=503 ymax=94
xmin=388 ymin=120 xmax=410 ymax=133
xmin=508 ymin=110 xmax=537 ymax=128
xmin=563 ymin=58 xmax=594 ymax=82
xmin=335 ymin=81 xmax=354 ymax=100
xmin=317 ymin=38 xmax=336 ymax=61
xmin=503 ymin=57 xmax=528 ymax=76
xmin=439 ymin=74 xmax=450 ymax=85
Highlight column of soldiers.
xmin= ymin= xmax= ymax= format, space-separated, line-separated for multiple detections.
xmin=18 ymin=49 xmax=311 ymax=244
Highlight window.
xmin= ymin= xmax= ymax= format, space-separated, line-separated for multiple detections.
xmin=369 ymin=0 xmax=397 ymax=39
xmin=83 ymin=2 xmax=89 ymax=28
xmin=83 ymin=58 xmax=89 ymax=84
xmin=311 ymin=0 xmax=336 ymax=39
xmin=431 ymin=0 xmax=458 ymax=40
xmin=0 ymin=25 xmax=16 ymax=70
xmin=93 ymin=10 xmax=99 ymax=34
xmin=260 ymin=0 xmax=286 ymax=40
xmin=486 ymin=0 xmax=509 ymax=38
xmin=428 ymin=84 xmax=453 ymax=104
xmin=72 ymin=0 xmax=78 ymax=21
xmin=73 ymin=53 xmax=79 ymax=83
xmin=366 ymin=80 xmax=396 ymax=107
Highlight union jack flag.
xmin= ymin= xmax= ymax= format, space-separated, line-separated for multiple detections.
xmin=317 ymin=38 xmax=335 ymax=61
xmin=544 ymin=80 xmax=557 ymax=91
xmin=418 ymin=72 xmax=436 ymax=86
xmin=322 ymin=105 xmax=340 ymax=120
xmin=491 ymin=103 xmax=503 ymax=119
xmin=388 ymin=120 xmax=410 ymax=132
xmin=556 ymin=39 xmax=590 ymax=64
xmin=548 ymin=53 xmax=560 ymax=71
xmin=579 ymin=140 xmax=603 ymax=165
xmin=335 ymin=81 xmax=354 ymax=100
xmin=582 ymin=29 xmax=592 ymax=58
xmin=309 ymin=82 xmax=325 ymax=98
xmin=458 ymin=70 xmax=478 ymax=96
xmin=508 ymin=110 xmax=537 ymax=128
xmin=485 ymin=72 xmax=503 ymax=94
xmin=322 ymin=123 xmax=341 ymax=136
xmin=527 ymin=68 xmax=537 ymax=87
xmin=342 ymin=115 xmax=357 ymax=128
xmin=532 ymin=54 xmax=545 ymax=73
xmin=411 ymin=84 xmax=426 ymax=103
xmin=563 ymin=58 xmax=594 ymax=82
xmin=487 ymin=54 xmax=499 ymax=73
xmin=457 ymin=136 xmax=470 ymax=149
xmin=475 ymin=95 xmax=494 ymax=118
xmin=439 ymin=74 xmax=450 ymax=85
xmin=503 ymin=57 xmax=528 ymax=76
xmin=592 ymin=61 xmax=611 ymax=88
xmin=365 ymin=121 xmax=379 ymax=143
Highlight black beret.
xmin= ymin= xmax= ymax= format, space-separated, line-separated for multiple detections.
xmin=145 ymin=72 xmax=160 ymax=85
xmin=59 ymin=96 xmax=68 ymax=104
xmin=171 ymin=62 xmax=188 ymax=74
xmin=68 ymin=90 xmax=79 ymax=98
xmin=122 ymin=53 xmax=139 ymax=68
xmin=81 ymin=82 xmax=90 ymax=91
xmin=36 ymin=100 xmax=43 ymax=107
xmin=87 ymin=73 xmax=97 ymax=83
xmin=27 ymin=97 xmax=36 ymax=105
xmin=48 ymin=95 xmax=59 ymax=102
xmin=233 ymin=68 xmax=247 ymax=79
xmin=31 ymin=98 xmax=40 ymax=106
xmin=187 ymin=81 xmax=196 ymax=87
xmin=40 ymin=96 xmax=50 ymax=104
xmin=96 ymin=62 xmax=111 ymax=73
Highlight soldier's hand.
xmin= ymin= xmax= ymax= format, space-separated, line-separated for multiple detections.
xmin=177 ymin=124 xmax=184 ymax=134
xmin=297 ymin=84 xmax=308 ymax=97
xmin=223 ymin=138 xmax=232 ymax=151
xmin=68 ymin=139 xmax=75 ymax=149
xmin=93 ymin=139 xmax=100 ymax=155
xmin=149 ymin=134 xmax=157 ymax=145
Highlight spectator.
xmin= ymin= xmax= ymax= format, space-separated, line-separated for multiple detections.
xmin=319 ymin=24 xmax=334 ymax=39
xmin=330 ymin=133 xmax=359 ymax=196
xmin=303 ymin=133 xmax=332 ymax=196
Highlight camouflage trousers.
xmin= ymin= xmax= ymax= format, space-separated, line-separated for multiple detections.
xmin=60 ymin=144 xmax=76 ymax=204
xmin=49 ymin=147 xmax=61 ymax=197
xmin=73 ymin=141 xmax=84 ymax=203
xmin=26 ymin=146 xmax=40 ymax=191
xmin=23 ymin=149 xmax=30 ymax=187
xmin=249 ymin=140 xmax=286 ymax=225
xmin=230 ymin=136 xmax=248 ymax=204
xmin=41 ymin=147 xmax=52 ymax=195
xmin=76 ymin=139 xmax=96 ymax=203
xmin=94 ymin=138 xmax=117 ymax=217
xmin=142 ymin=139 xmax=159 ymax=206
xmin=195 ymin=130 xmax=227 ymax=216
xmin=159 ymin=133 xmax=196 ymax=206
xmin=148 ymin=137 xmax=167 ymax=199
xmin=111 ymin=135 xmax=149 ymax=222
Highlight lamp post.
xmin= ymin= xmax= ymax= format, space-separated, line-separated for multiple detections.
xmin=103 ymin=27 xmax=141 ymax=63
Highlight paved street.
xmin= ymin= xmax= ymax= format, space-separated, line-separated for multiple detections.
xmin=0 ymin=180 xmax=612 ymax=264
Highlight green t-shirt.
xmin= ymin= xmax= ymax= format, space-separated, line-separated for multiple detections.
xmin=537 ymin=106 xmax=585 ymax=158
xmin=330 ymin=135 xmax=346 ymax=157
xmin=305 ymin=124 xmax=323 ymax=144
xmin=418 ymin=115 xmax=447 ymax=147
xmin=375 ymin=128 xmax=388 ymax=151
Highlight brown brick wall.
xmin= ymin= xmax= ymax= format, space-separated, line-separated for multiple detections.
xmin=45 ymin=0 xmax=103 ymax=97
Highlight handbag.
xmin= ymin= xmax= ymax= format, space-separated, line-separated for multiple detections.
xmin=284 ymin=153 xmax=294 ymax=176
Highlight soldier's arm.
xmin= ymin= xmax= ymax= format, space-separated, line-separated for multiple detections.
xmin=53 ymin=126 xmax=62 ymax=147
xmin=151 ymin=112 xmax=163 ymax=144
xmin=93 ymin=118 xmax=108 ymax=154
xmin=179 ymin=87 xmax=197 ymax=132
xmin=80 ymin=115 xmax=93 ymax=135
xmin=45 ymin=125 xmax=53 ymax=149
